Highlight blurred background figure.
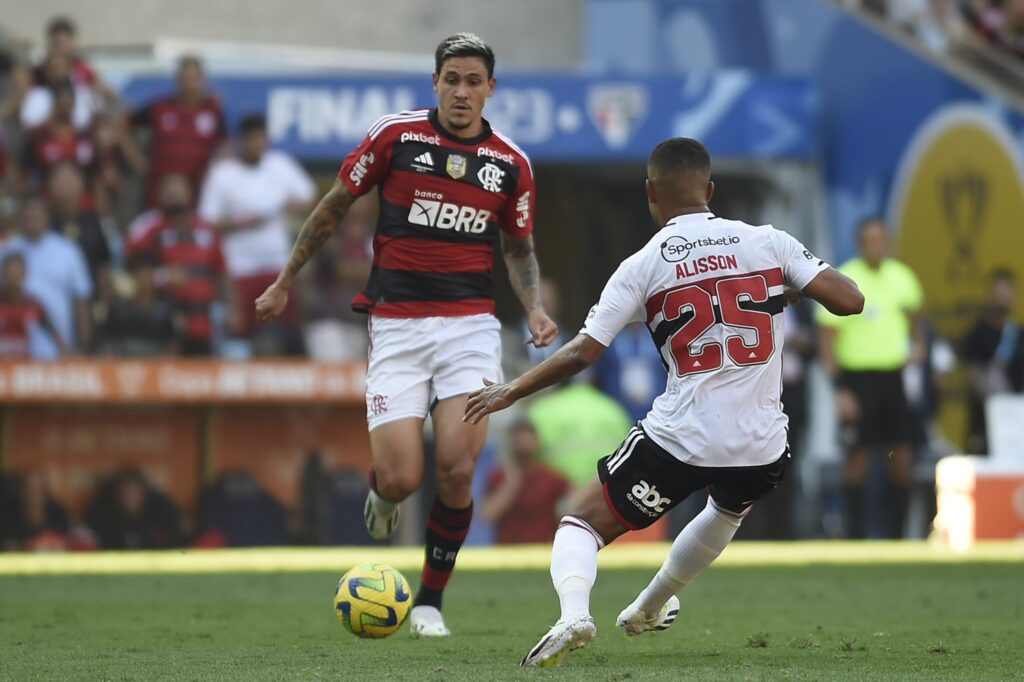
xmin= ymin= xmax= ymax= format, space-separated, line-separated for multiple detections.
xmin=20 ymin=52 xmax=95 ymax=134
xmin=126 ymin=173 xmax=233 ymax=355
xmin=481 ymin=419 xmax=571 ymax=544
xmin=963 ymin=269 xmax=1024 ymax=454
xmin=199 ymin=113 xmax=314 ymax=356
xmin=0 ymin=196 xmax=91 ymax=358
xmin=304 ymin=195 xmax=374 ymax=362
xmin=0 ymin=251 xmax=67 ymax=357
xmin=194 ymin=471 xmax=288 ymax=548
xmin=47 ymin=160 xmax=111 ymax=303
xmin=593 ymin=322 xmax=666 ymax=424
xmin=817 ymin=218 xmax=924 ymax=539
xmin=20 ymin=80 xmax=96 ymax=196
xmin=0 ymin=471 xmax=69 ymax=552
xmin=132 ymin=55 xmax=224 ymax=208
xmin=96 ymin=257 xmax=176 ymax=356
xmin=527 ymin=381 xmax=632 ymax=489
xmin=87 ymin=469 xmax=182 ymax=550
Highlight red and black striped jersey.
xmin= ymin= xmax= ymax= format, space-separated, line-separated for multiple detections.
xmin=338 ymin=108 xmax=535 ymax=318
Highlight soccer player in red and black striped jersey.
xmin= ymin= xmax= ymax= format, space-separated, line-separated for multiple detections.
xmin=256 ymin=34 xmax=558 ymax=637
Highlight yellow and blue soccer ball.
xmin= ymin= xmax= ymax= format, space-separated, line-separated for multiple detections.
xmin=333 ymin=563 xmax=412 ymax=638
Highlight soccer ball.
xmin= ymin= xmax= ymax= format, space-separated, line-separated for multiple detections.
xmin=333 ymin=563 xmax=412 ymax=638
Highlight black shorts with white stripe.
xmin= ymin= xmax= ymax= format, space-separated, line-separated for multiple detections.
xmin=597 ymin=426 xmax=789 ymax=530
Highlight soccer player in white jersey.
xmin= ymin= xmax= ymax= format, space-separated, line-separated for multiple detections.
xmin=465 ymin=138 xmax=864 ymax=667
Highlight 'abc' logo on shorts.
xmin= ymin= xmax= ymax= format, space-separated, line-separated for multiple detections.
xmin=628 ymin=480 xmax=672 ymax=515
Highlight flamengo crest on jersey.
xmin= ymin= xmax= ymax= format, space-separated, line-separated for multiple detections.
xmin=580 ymin=212 xmax=829 ymax=468
xmin=338 ymin=109 xmax=535 ymax=318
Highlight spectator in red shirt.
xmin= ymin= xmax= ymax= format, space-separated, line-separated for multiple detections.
xmin=126 ymin=173 xmax=235 ymax=355
xmin=133 ymin=56 xmax=225 ymax=208
xmin=482 ymin=419 xmax=571 ymax=545
xmin=21 ymin=81 xmax=98 ymax=196
xmin=0 ymin=252 xmax=67 ymax=358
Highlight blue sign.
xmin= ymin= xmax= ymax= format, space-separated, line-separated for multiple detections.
xmin=120 ymin=73 xmax=817 ymax=163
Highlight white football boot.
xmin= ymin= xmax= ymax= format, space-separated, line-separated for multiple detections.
xmin=520 ymin=616 xmax=597 ymax=667
xmin=363 ymin=490 xmax=399 ymax=540
xmin=409 ymin=605 xmax=451 ymax=638
xmin=615 ymin=595 xmax=681 ymax=636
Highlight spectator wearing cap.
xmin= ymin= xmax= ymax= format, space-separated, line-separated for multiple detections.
xmin=199 ymin=113 xmax=315 ymax=354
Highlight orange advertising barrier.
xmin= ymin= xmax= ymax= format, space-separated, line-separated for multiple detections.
xmin=0 ymin=359 xmax=366 ymax=404
xmin=0 ymin=360 xmax=372 ymax=520
xmin=934 ymin=455 xmax=1024 ymax=550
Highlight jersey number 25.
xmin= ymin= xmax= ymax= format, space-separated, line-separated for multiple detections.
xmin=661 ymin=274 xmax=775 ymax=376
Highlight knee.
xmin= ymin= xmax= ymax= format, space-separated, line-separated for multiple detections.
xmin=436 ymin=456 xmax=475 ymax=496
xmin=374 ymin=466 xmax=421 ymax=502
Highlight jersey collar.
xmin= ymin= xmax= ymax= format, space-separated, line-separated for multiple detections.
xmin=428 ymin=108 xmax=493 ymax=146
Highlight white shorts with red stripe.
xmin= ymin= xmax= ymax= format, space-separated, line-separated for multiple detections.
xmin=364 ymin=313 xmax=502 ymax=430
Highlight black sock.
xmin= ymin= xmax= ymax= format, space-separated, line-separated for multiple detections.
xmin=844 ymin=483 xmax=866 ymax=539
xmin=884 ymin=482 xmax=910 ymax=539
xmin=414 ymin=497 xmax=473 ymax=610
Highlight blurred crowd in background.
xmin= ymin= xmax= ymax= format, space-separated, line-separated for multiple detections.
xmin=857 ymin=0 xmax=1024 ymax=62
xmin=0 ymin=15 xmax=1022 ymax=552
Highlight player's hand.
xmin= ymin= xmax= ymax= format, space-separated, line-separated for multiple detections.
xmin=255 ymin=281 xmax=289 ymax=323
xmin=526 ymin=308 xmax=558 ymax=347
xmin=464 ymin=378 xmax=516 ymax=424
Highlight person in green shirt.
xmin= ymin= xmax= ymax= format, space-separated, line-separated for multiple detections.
xmin=526 ymin=382 xmax=633 ymax=488
xmin=817 ymin=218 xmax=924 ymax=539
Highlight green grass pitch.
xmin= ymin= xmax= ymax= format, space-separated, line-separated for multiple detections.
xmin=0 ymin=543 xmax=1021 ymax=680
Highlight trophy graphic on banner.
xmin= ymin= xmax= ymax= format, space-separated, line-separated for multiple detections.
xmin=939 ymin=168 xmax=987 ymax=283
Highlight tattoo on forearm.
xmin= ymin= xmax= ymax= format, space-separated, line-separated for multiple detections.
xmin=503 ymin=235 xmax=541 ymax=310
xmin=282 ymin=188 xmax=353 ymax=280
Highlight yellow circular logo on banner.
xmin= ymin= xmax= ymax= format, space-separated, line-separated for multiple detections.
xmin=889 ymin=104 xmax=1024 ymax=339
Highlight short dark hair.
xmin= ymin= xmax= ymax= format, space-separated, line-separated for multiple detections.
xmin=856 ymin=216 xmax=887 ymax=236
xmin=177 ymin=55 xmax=203 ymax=74
xmin=648 ymin=138 xmax=711 ymax=177
xmin=238 ymin=113 xmax=266 ymax=135
xmin=47 ymin=16 xmax=76 ymax=37
xmin=434 ymin=33 xmax=495 ymax=78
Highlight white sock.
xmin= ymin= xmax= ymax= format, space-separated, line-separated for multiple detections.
xmin=368 ymin=488 xmax=397 ymax=514
xmin=634 ymin=498 xmax=745 ymax=615
xmin=550 ymin=516 xmax=604 ymax=621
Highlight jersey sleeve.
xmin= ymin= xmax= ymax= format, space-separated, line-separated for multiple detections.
xmin=337 ymin=120 xmax=394 ymax=197
xmin=197 ymin=165 xmax=227 ymax=223
xmin=773 ymin=228 xmax=830 ymax=291
xmin=580 ymin=253 xmax=646 ymax=347
xmin=501 ymin=156 xmax=535 ymax=237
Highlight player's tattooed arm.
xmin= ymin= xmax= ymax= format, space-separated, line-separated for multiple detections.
xmin=278 ymin=180 xmax=355 ymax=286
xmin=500 ymin=232 xmax=559 ymax=347
xmin=500 ymin=232 xmax=541 ymax=310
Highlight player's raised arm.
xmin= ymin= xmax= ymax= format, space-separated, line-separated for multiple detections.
xmin=255 ymin=180 xmax=355 ymax=322
xmin=464 ymin=332 xmax=607 ymax=424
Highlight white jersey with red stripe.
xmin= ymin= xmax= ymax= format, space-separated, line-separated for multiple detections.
xmin=581 ymin=212 xmax=829 ymax=467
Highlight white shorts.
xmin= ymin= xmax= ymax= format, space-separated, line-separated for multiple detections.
xmin=365 ymin=313 xmax=503 ymax=430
